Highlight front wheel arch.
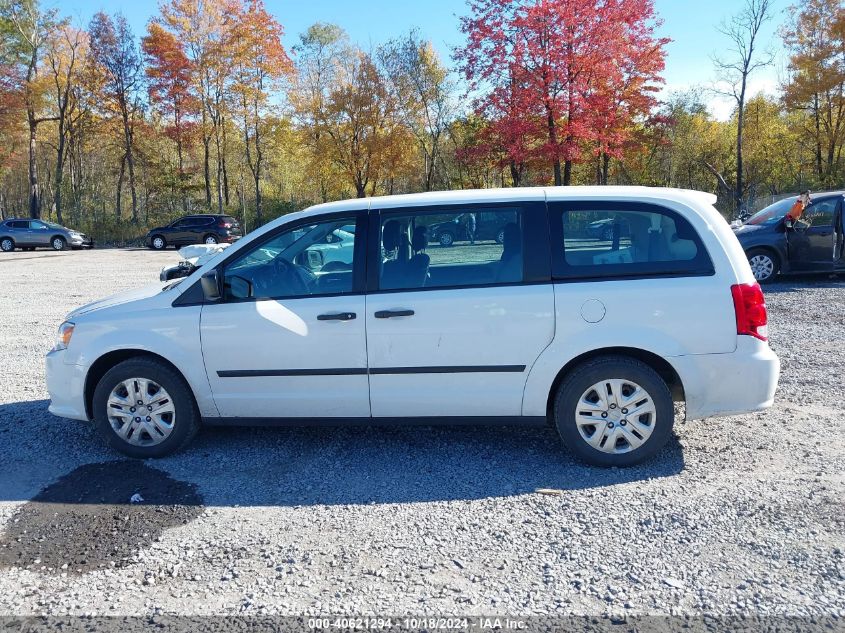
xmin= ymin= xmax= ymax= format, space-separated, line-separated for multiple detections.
xmin=545 ymin=346 xmax=685 ymax=422
xmin=84 ymin=350 xmax=196 ymax=421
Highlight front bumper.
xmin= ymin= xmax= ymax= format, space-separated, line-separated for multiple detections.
xmin=69 ymin=234 xmax=94 ymax=248
xmin=46 ymin=349 xmax=89 ymax=421
xmin=670 ymin=336 xmax=780 ymax=420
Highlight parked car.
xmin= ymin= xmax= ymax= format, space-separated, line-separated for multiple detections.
xmin=46 ymin=187 xmax=780 ymax=467
xmin=145 ymin=214 xmax=242 ymax=250
xmin=428 ymin=210 xmax=513 ymax=246
xmin=734 ymin=192 xmax=845 ymax=283
xmin=0 ymin=218 xmax=93 ymax=252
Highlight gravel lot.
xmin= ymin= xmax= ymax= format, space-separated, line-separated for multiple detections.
xmin=0 ymin=248 xmax=843 ymax=621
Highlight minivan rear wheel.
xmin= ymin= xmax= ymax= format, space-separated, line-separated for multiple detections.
xmin=746 ymin=248 xmax=779 ymax=284
xmin=0 ymin=238 xmax=14 ymax=252
xmin=553 ymin=356 xmax=674 ymax=467
xmin=93 ymin=357 xmax=200 ymax=458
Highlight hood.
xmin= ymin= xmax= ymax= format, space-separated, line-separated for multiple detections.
xmin=66 ymin=282 xmax=168 ymax=320
xmin=733 ymin=224 xmax=766 ymax=237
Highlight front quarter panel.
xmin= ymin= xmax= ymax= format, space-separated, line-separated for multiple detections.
xmin=64 ymin=300 xmax=217 ymax=417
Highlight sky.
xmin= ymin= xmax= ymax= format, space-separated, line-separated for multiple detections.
xmin=50 ymin=0 xmax=792 ymax=120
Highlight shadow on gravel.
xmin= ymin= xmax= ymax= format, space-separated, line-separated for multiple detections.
xmin=0 ymin=460 xmax=203 ymax=574
xmin=763 ymin=273 xmax=843 ymax=293
xmin=0 ymin=400 xmax=684 ymax=510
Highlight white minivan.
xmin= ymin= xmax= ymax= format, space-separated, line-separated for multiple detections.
xmin=46 ymin=188 xmax=780 ymax=467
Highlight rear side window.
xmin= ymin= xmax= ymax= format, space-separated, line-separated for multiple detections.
xmin=8 ymin=220 xmax=30 ymax=229
xmin=377 ymin=207 xmax=523 ymax=291
xmin=550 ymin=203 xmax=713 ymax=280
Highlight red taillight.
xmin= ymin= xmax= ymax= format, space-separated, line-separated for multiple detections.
xmin=731 ymin=283 xmax=768 ymax=341
xmin=218 ymin=219 xmax=232 ymax=228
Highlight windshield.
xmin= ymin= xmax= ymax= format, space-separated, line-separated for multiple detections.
xmin=745 ymin=198 xmax=794 ymax=226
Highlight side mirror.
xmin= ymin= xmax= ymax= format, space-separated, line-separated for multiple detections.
xmin=200 ymin=270 xmax=221 ymax=301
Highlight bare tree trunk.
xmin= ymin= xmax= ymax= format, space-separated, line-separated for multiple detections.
xmin=27 ymin=109 xmax=40 ymax=219
xmin=115 ymin=155 xmax=126 ymax=220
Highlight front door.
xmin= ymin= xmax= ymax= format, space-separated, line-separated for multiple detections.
xmin=365 ymin=200 xmax=555 ymax=418
xmin=788 ymin=197 xmax=839 ymax=270
xmin=200 ymin=211 xmax=370 ymax=418
xmin=28 ymin=220 xmax=51 ymax=246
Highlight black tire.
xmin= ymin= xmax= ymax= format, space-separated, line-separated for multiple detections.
xmin=150 ymin=235 xmax=167 ymax=250
xmin=0 ymin=237 xmax=14 ymax=252
xmin=93 ymin=357 xmax=201 ymax=458
xmin=746 ymin=248 xmax=779 ymax=284
xmin=553 ymin=356 xmax=674 ymax=467
xmin=51 ymin=236 xmax=67 ymax=251
xmin=439 ymin=231 xmax=455 ymax=247
xmin=203 ymin=234 xmax=219 ymax=245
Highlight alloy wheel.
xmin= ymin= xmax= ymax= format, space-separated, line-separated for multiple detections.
xmin=0 ymin=239 xmax=12 ymax=252
xmin=107 ymin=378 xmax=176 ymax=447
xmin=574 ymin=379 xmax=656 ymax=454
xmin=749 ymin=254 xmax=774 ymax=282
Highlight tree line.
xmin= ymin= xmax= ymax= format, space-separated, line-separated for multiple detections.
xmin=0 ymin=0 xmax=843 ymax=241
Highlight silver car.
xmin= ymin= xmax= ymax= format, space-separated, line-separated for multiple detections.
xmin=0 ymin=218 xmax=93 ymax=252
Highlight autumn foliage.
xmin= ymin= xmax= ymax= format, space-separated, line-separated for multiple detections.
xmin=0 ymin=0 xmax=844 ymax=238
xmin=457 ymin=0 xmax=668 ymax=185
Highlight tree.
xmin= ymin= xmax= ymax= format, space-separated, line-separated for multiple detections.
xmin=227 ymin=0 xmax=293 ymax=227
xmin=324 ymin=49 xmax=406 ymax=197
xmin=0 ymin=0 xmax=59 ymax=219
xmin=291 ymin=22 xmax=350 ymax=202
xmin=157 ymin=0 xmax=230 ymax=211
xmin=380 ymin=30 xmax=455 ymax=191
xmin=142 ymin=21 xmax=198 ymax=213
xmin=782 ymin=0 xmax=845 ymax=187
xmin=713 ymin=0 xmax=774 ymax=210
xmin=457 ymin=0 xmax=667 ymax=186
xmin=88 ymin=12 xmax=143 ymax=222
xmin=45 ymin=23 xmax=86 ymax=223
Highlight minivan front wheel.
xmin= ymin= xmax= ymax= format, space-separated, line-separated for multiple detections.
xmin=553 ymin=356 xmax=673 ymax=467
xmin=51 ymin=236 xmax=67 ymax=251
xmin=93 ymin=357 xmax=200 ymax=458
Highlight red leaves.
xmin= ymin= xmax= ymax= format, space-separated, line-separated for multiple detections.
xmin=457 ymin=0 xmax=668 ymax=183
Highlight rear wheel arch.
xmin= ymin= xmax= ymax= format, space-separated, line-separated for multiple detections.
xmin=84 ymin=350 xmax=196 ymax=420
xmin=545 ymin=346 xmax=685 ymax=420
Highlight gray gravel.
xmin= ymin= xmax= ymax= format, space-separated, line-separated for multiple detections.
xmin=0 ymin=248 xmax=843 ymax=618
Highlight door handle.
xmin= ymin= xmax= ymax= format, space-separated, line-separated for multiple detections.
xmin=317 ymin=312 xmax=356 ymax=321
xmin=374 ymin=309 xmax=415 ymax=319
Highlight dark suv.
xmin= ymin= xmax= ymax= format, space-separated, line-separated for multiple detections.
xmin=428 ymin=210 xmax=514 ymax=246
xmin=734 ymin=192 xmax=845 ymax=282
xmin=146 ymin=214 xmax=242 ymax=250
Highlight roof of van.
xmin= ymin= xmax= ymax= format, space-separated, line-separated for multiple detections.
xmin=302 ymin=186 xmax=719 ymax=216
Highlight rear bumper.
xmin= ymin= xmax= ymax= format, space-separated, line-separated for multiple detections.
xmin=46 ymin=350 xmax=89 ymax=421
xmin=670 ymin=337 xmax=780 ymax=420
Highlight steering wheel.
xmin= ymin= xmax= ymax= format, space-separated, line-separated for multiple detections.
xmin=253 ymin=257 xmax=309 ymax=297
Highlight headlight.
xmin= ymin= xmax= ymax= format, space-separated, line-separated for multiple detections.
xmin=54 ymin=321 xmax=75 ymax=351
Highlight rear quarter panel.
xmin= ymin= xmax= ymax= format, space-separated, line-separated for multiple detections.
xmin=521 ymin=195 xmax=750 ymax=417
